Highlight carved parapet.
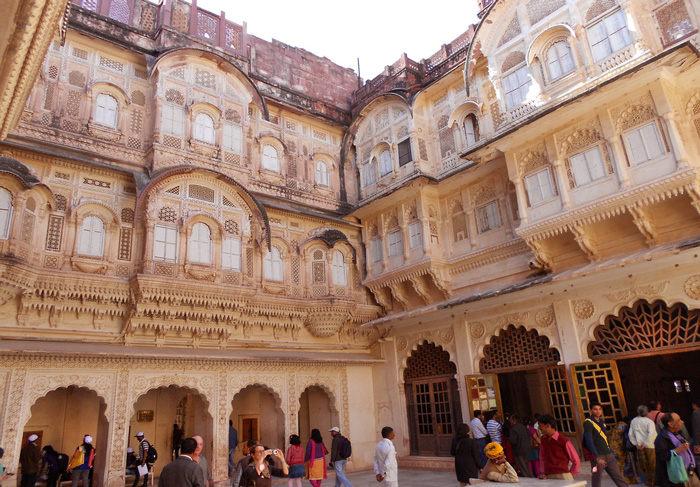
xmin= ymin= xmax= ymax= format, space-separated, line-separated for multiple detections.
xmin=87 ymin=122 xmax=123 ymax=143
xmin=71 ymin=256 xmax=109 ymax=274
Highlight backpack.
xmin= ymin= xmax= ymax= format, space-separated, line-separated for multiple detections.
xmin=338 ymin=437 xmax=352 ymax=459
xmin=145 ymin=442 xmax=158 ymax=464
xmin=56 ymin=453 xmax=69 ymax=477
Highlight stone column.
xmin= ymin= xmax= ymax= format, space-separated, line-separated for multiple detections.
xmin=606 ymin=137 xmax=632 ymax=189
xmin=513 ymin=179 xmax=529 ymax=224
xmin=661 ymin=111 xmax=691 ymax=168
xmin=551 ymin=159 xmax=572 ymax=209
xmin=0 ymin=368 xmax=27 ymax=475
xmin=105 ymin=369 xmax=131 ymax=487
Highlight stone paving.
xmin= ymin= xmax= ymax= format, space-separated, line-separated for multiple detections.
xmin=270 ymin=468 xmax=628 ymax=487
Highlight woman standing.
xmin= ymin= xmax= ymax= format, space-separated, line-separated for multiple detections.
xmin=241 ymin=444 xmax=288 ymax=487
xmin=304 ymin=429 xmax=327 ymax=487
xmin=610 ymin=416 xmax=637 ymax=484
xmin=285 ymin=435 xmax=304 ymax=487
xmin=451 ymin=424 xmax=482 ymax=486
xmin=524 ymin=417 xmax=540 ymax=478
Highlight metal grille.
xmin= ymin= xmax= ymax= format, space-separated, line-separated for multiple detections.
xmin=480 ymin=325 xmax=561 ymax=372
xmin=545 ymin=366 xmax=576 ymax=434
xmin=590 ymin=300 xmax=700 ymax=358
xmin=404 ymin=342 xmax=456 ymax=380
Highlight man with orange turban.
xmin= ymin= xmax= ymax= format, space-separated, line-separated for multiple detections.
xmin=479 ymin=443 xmax=519 ymax=483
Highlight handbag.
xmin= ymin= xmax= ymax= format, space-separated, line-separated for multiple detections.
xmin=667 ymin=450 xmax=688 ymax=484
xmin=68 ymin=447 xmax=85 ymax=471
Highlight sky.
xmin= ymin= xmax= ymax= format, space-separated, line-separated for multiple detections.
xmin=196 ymin=0 xmax=480 ymax=81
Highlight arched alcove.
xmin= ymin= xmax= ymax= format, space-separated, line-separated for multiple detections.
xmin=231 ymin=385 xmax=284 ymax=451
xmin=298 ymin=386 xmax=338 ymax=444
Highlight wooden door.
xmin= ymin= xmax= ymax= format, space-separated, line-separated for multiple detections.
xmin=570 ymin=360 xmax=627 ymax=425
xmin=408 ymin=376 xmax=456 ymax=456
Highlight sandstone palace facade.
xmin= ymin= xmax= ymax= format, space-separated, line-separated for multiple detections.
xmin=1 ymin=0 xmax=700 ymax=484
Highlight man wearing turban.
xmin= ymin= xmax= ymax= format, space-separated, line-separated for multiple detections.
xmin=479 ymin=442 xmax=519 ymax=483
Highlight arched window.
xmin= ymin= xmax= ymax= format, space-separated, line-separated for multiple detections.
xmin=0 ymin=188 xmax=13 ymax=239
xmin=503 ymin=65 xmax=533 ymax=110
xmin=332 ymin=250 xmax=347 ymax=286
xmin=316 ymin=160 xmax=330 ymax=186
xmin=222 ymin=237 xmax=242 ymax=271
xmin=264 ymin=246 xmax=283 ymax=281
xmin=188 ymin=222 xmax=212 ymax=264
xmin=262 ymin=145 xmax=280 ymax=172
xmin=94 ymin=94 xmax=118 ymax=127
xmin=546 ymin=41 xmax=575 ymax=81
xmin=78 ymin=216 xmax=105 ymax=256
xmin=364 ymin=158 xmax=378 ymax=187
xmin=193 ymin=113 xmax=215 ymax=144
xmin=463 ymin=114 xmax=479 ymax=146
xmin=379 ymin=149 xmax=392 ymax=176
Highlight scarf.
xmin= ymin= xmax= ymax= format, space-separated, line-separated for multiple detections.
xmin=667 ymin=431 xmax=694 ymax=470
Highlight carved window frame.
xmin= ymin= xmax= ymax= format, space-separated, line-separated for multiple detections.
xmin=0 ymin=187 xmax=14 ymax=240
xmin=78 ymin=215 xmax=106 ymax=257
xmin=524 ymin=167 xmax=557 ymax=206
xmin=586 ymin=7 xmax=632 ymax=63
xmin=622 ymin=120 xmax=667 ymax=166
xmin=331 ymin=250 xmax=347 ymax=286
xmin=263 ymin=245 xmax=284 ymax=281
xmin=153 ymin=223 xmax=179 ymax=263
xmin=502 ymin=64 xmax=533 ymax=110
xmin=94 ymin=93 xmax=119 ymax=128
xmin=188 ymin=221 xmax=213 ymax=265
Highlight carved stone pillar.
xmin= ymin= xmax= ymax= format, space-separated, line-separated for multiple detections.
xmin=465 ymin=207 xmax=478 ymax=250
xmin=0 ymin=368 xmax=27 ymax=474
xmin=7 ymin=194 xmax=26 ymax=256
xmin=551 ymin=159 xmax=572 ymax=209
xmin=661 ymin=112 xmax=690 ymax=168
xmin=141 ymin=217 xmax=156 ymax=273
xmin=606 ymin=137 xmax=632 ymax=189
xmin=212 ymin=371 xmax=229 ymax=485
xmin=513 ymin=179 xmax=529 ymax=224
xmin=105 ymin=369 xmax=131 ymax=487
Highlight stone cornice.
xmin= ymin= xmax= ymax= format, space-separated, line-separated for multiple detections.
xmin=363 ymin=258 xmax=447 ymax=290
xmin=449 ymin=239 xmax=530 ymax=274
xmin=517 ymin=167 xmax=699 ymax=241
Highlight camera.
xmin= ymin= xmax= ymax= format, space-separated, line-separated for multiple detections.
xmin=273 ymin=449 xmax=278 ymax=455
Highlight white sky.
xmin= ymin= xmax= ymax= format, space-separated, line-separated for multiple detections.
xmin=196 ymin=0 xmax=480 ymax=81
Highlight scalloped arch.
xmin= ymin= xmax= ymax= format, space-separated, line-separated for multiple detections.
xmin=478 ymin=324 xmax=561 ymax=373
xmin=297 ymin=381 xmax=339 ymax=412
xmin=231 ymin=381 xmax=285 ymax=414
xmin=399 ymin=338 xmax=458 ymax=381
xmin=130 ymin=381 xmax=214 ymax=421
xmin=152 ymin=48 xmax=268 ymax=120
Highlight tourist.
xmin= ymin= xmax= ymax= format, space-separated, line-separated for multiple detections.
xmin=242 ymin=444 xmax=288 ymax=487
xmin=132 ymin=432 xmax=150 ymax=487
xmin=479 ymin=442 xmax=518 ymax=482
xmin=159 ymin=438 xmax=205 ymax=487
xmin=654 ymin=412 xmax=699 ymax=487
xmin=192 ymin=436 xmax=212 ymax=487
xmin=451 ymin=423 xmax=481 ymax=486
xmin=486 ymin=410 xmax=503 ymax=445
xmin=630 ymin=404 xmax=657 ymax=487
xmin=172 ymin=424 xmax=184 ymax=460
xmin=40 ymin=445 xmax=61 ymax=487
xmin=508 ymin=414 xmax=533 ymax=477
xmin=20 ymin=434 xmax=43 ymax=487
xmin=305 ymin=429 xmax=327 ymax=487
xmin=69 ymin=435 xmax=95 ymax=487
xmin=610 ymin=415 xmax=637 ymax=483
xmin=524 ymin=416 xmax=540 ymax=477
xmin=328 ymin=426 xmax=352 ymax=487
xmin=537 ymin=414 xmax=580 ymax=480
xmin=285 ymin=435 xmax=304 ymax=487
xmin=231 ymin=439 xmax=256 ymax=487
xmin=374 ymin=426 xmax=398 ymax=487
xmin=228 ymin=420 xmax=238 ymax=474
xmin=583 ymin=402 xmax=627 ymax=487
xmin=471 ymin=410 xmax=488 ymax=467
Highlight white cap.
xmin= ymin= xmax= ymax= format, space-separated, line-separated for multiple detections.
xmin=28 ymin=434 xmax=39 ymax=442
xmin=84 ymin=435 xmax=93 ymax=444
xmin=127 ymin=447 xmax=134 ymax=453
xmin=329 ymin=427 xmax=340 ymax=433
xmin=135 ymin=432 xmax=145 ymax=437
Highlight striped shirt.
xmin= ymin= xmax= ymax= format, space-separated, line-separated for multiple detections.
xmin=487 ymin=420 xmax=503 ymax=444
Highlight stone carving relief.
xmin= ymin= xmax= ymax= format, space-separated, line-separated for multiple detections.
xmin=572 ymin=299 xmax=595 ymax=320
xmin=685 ymin=275 xmax=700 ymax=300
xmin=396 ymin=327 xmax=457 ymax=378
xmin=535 ymin=305 xmax=556 ymax=327
xmin=603 ymin=281 xmax=669 ymax=303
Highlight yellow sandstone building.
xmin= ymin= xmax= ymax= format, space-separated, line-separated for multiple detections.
xmin=1 ymin=0 xmax=699 ymax=484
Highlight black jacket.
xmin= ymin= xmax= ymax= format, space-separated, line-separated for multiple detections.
xmin=451 ymin=435 xmax=481 ymax=483
xmin=655 ymin=428 xmax=693 ymax=487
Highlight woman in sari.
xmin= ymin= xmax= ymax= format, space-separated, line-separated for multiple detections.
xmin=304 ymin=429 xmax=328 ymax=487
xmin=610 ymin=417 xmax=637 ymax=484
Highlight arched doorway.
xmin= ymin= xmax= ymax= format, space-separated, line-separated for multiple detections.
xmin=25 ymin=386 xmax=108 ymax=486
xmin=471 ymin=325 xmax=576 ymax=440
xmin=231 ymin=385 xmax=284 ymax=450
xmin=130 ymin=386 xmax=212 ymax=476
xmin=298 ymin=386 xmax=338 ymax=444
xmin=574 ymin=300 xmax=700 ymax=423
xmin=404 ymin=342 xmax=462 ymax=456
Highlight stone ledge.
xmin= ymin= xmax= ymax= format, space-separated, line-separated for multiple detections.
xmin=397 ymin=455 xmax=455 ymax=470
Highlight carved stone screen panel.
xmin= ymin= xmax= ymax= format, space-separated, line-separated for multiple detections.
xmin=404 ymin=342 xmax=457 ymax=381
xmin=480 ymin=325 xmax=561 ymax=373
xmin=589 ymin=300 xmax=700 ymax=359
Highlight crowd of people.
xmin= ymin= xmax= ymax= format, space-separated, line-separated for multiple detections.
xmin=452 ymin=398 xmax=700 ymax=487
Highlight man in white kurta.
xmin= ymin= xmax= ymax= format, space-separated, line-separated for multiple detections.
xmin=374 ymin=427 xmax=398 ymax=487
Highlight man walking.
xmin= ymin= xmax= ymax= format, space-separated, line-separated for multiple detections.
xmin=374 ymin=427 xmax=398 ymax=487
xmin=20 ymin=434 xmax=43 ymax=487
xmin=583 ymin=402 xmax=627 ymax=487
xmin=132 ymin=432 xmax=150 ymax=487
xmin=471 ymin=410 xmax=488 ymax=467
xmin=509 ymin=415 xmax=533 ymax=477
xmin=538 ymin=414 xmax=580 ymax=480
xmin=159 ymin=438 xmax=206 ymax=487
xmin=629 ymin=405 xmax=657 ymax=487
xmin=329 ymin=427 xmax=352 ymax=487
